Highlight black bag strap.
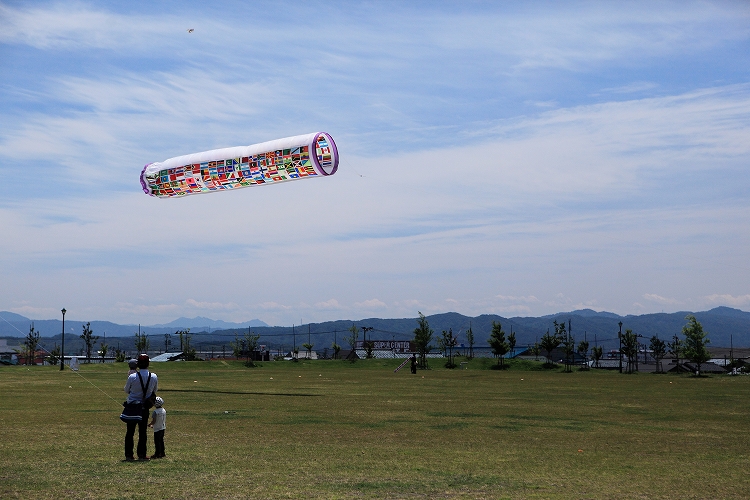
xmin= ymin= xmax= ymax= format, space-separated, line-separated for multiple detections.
xmin=136 ymin=371 xmax=152 ymax=400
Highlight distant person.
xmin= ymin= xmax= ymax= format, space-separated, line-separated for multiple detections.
xmin=148 ymin=396 xmax=167 ymax=459
xmin=410 ymin=354 xmax=417 ymax=374
xmin=123 ymin=354 xmax=158 ymax=461
xmin=128 ymin=359 xmax=138 ymax=375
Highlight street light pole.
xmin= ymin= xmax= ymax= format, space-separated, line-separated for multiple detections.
xmin=618 ymin=321 xmax=623 ymax=374
xmin=60 ymin=308 xmax=66 ymax=371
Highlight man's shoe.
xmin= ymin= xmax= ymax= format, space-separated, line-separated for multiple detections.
xmin=125 ymin=456 xmax=135 ymax=462
xmin=138 ymin=456 xmax=150 ymax=461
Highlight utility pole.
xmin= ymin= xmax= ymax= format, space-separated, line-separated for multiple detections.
xmin=60 ymin=308 xmax=66 ymax=371
xmin=568 ymin=319 xmax=572 ymax=369
xmin=618 ymin=321 xmax=623 ymax=374
xmin=362 ymin=326 xmax=373 ymax=342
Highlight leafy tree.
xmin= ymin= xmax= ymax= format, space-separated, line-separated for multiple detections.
xmin=591 ymin=346 xmax=603 ymax=368
xmin=302 ymin=342 xmax=314 ymax=360
xmin=508 ymin=330 xmax=517 ymax=358
xmin=363 ymin=339 xmax=374 ymax=359
xmin=577 ymin=339 xmax=589 ymax=369
xmin=23 ymin=323 xmax=41 ymax=365
xmin=553 ymin=320 xmax=566 ymax=338
xmin=179 ymin=329 xmax=197 ymax=361
xmin=621 ymin=329 xmax=638 ymax=374
xmin=668 ymin=334 xmax=683 ymax=372
xmin=440 ymin=328 xmax=458 ymax=368
xmin=488 ymin=321 xmax=509 ymax=367
xmin=80 ymin=322 xmax=99 ymax=363
xmin=539 ymin=329 xmax=560 ymax=365
xmin=530 ymin=342 xmax=541 ymax=361
xmin=244 ymin=331 xmax=260 ymax=366
xmin=115 ymin=348 xmax=126 ymax=363
xmin=362 ymin=327 xmax=374 ymax=358
xmin=466 ymin=324 xmax=475 ymax=359
xmin=682 ymin=315 xmax=710 ymax=376
xmin=99 ymin=342 xmax=108 ymax=363
xmin=562 ymin=334 xmax=575 ymax=373
xmin=412 ymin=312 xmax=434 ymax=370
xmin=554 ymin=321 xmax=573 ymax=372
xmin=344 ymin=324 xmax=359 ymax=362
xmin=230 ymin=332 xmax=244 ymax=359
xmin=650 ymin=336 xmax=667 ymax=373
xmin=331 ymin=342 xmax=341 ymax=359
xmin=46 ymin=343 xmax=61 ymax=366
xmin=134 ymin=330 xmax=149 ymax=354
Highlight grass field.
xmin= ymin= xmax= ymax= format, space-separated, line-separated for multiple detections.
xmin=2 ymin=358 xmax=750 ymax=499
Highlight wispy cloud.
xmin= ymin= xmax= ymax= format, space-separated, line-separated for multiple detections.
xmin=496 ymin=295 xmax=540 ymax=303
xmin=703 ymin=294 xmax=750 ymax=307
xmin=185 ymin=299 xmax=239 ymax=311
xmin=315 ymin=299 xmax=344 ymax=310
xmin=598 ymin=81 xmax=659 ymax=94
xmin=354 ymin=299 xmax=388 ymax=310
xmin=643 ymin=294 xmax=680 ymax=306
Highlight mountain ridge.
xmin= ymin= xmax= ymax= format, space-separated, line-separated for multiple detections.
xmin=2 ymin=307 xmax=749 ymax=351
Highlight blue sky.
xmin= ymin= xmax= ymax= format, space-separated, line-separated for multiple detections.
xmin=1 ymin=1 xmax=749 ymax=326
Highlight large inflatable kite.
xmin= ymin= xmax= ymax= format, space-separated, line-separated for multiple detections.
xmin=140 ymin=132 xmax=338 ymax=198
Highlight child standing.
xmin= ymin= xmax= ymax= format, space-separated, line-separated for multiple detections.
xmin=148 ymin=396 xmax=166 ymax=459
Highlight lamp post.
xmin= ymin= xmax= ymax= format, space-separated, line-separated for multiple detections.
xmin=618 ymin=321 xmax=623 ymax=374
xmin=60 ymin=308 xmax=66 ymax=371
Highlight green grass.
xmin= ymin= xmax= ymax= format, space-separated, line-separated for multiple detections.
xmin=2 ymin=358 xmax=750 ymax=499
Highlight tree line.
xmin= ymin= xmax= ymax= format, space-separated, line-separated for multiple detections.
xmin=16 ymin=313 xmax=713 ymax=376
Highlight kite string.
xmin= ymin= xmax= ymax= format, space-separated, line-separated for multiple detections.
xmin=71 ymin=369 xmax=123 ymax=407
xmin=0 ymin=314 xmax=53 ymax=354
xmin=0 ymin=314 xmax=115 ymax=403
xmin=0 ymin=313 xmax=28 ymax=335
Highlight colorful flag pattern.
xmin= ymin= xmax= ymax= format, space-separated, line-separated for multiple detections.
xmin=140 ymin=132 xmax=338 ymax=198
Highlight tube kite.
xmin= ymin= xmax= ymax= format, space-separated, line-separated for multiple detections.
xmin=140 ymin=132 xmax=338 ymax=198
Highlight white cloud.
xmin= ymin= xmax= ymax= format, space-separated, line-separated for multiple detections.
xmin=314 ymin=299 xmax=343 ymax=310
xmin=702 ymin=294 xmax=750 ymax=307
xmin=354 ymin=299 xmax=387 ymax=310
xmin=259 ymin=302 xmax=292 ymax=311
xmin=599 ymin=81 xmax=659 ymax=94
xmin=0 ymin=3 xmax=185 ymax=51
xmin=643 ymin=294 xmax=680 ymax=305
xmin=496 ymin=295 xmax=540 ymax=303
xmin=115 ymin=302 xmax=181 ymax=317
xmin=494 ymin=305 xmax=533 ymax=315
xmin=185 ymin=299 xmax=239 ymax=311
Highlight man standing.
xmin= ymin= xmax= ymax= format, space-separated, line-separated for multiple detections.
xmin=410 ymin=353 xmax=417 ymax=374
xmin=123 ymin=354 xmax=158 ymax=461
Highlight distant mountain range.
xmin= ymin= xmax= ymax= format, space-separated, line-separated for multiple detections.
xmin=2 ymin=307 xmax=749 ymax=355
xmin=148 ymin=316 xmax=268 ymax=329
xmin=0 ymin=313 xmax=266 ymax=340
